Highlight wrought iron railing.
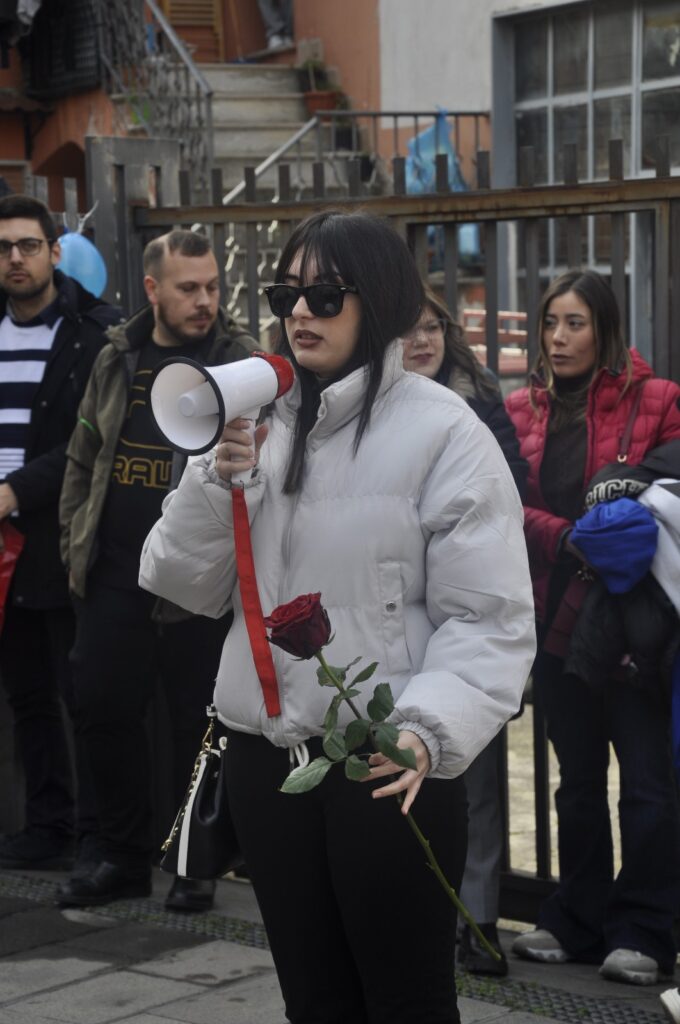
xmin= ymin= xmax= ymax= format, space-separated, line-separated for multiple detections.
xmin=96 ymin=0 xmax=213 ymax=198
xmin=222 ymin=110 xmax=488 ymax=204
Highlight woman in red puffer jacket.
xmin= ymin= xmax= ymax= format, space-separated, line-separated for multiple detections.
xmin=506 ymin=269 xmax=680 ymax=986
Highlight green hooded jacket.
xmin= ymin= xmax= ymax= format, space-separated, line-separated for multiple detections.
xmin=59 ymin=304 xmax=258 ymax=598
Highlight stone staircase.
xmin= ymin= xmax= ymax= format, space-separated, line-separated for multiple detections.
xmin=201 ymin=62 xmax=337 ymax=196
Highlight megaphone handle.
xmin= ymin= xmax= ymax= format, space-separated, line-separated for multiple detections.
xmin=230 ymin=408 xmax=258 ymax=486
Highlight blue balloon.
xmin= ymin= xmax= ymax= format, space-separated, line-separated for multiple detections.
xmin=57 ymin=232 xmax=107 ymax=297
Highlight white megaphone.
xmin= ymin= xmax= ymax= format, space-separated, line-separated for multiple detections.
xmin=150 ymin=352 xmax=295 ymax=478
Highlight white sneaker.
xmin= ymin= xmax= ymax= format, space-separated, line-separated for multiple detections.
xmin=512 ymin=929 xmax=569 ymax=963
xmin=267 ymin=33 xmax=285 ymax=50
xmin=599 ymin=948 xmax=661 ymax=986
xmin=661 ymin=987 xmax=680 ymax=1023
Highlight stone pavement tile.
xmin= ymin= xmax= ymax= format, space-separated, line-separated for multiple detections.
xmin=458 ymin=999 xmax=513 ymax=1022
xmin=0 ymin=897 xmax=32 ymax=920
xmin=14 ymin=971 xmax=201 ymax=1024
xmin=0 ymin=950 xmax=113 ymax=1001
xmin=62 ymin=922 xmax=209 ymax=965
xmin=0 ymin=908 xmax=101 ymax=957
xmin=0 ymin=1009 xmax=63 ymax=1024
xmin=129 ymin=938 xmax=274 ymax=986
xmin=141 ymin=969 xmax=285 ymax=1024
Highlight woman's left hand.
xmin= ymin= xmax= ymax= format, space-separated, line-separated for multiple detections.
xmin=364 ymin=729 xmax=430 ymax=814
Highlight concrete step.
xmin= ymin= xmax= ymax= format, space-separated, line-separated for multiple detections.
xmin=200 ymin=62 xmax=302 ymax=95
xmin=212 ymin=123 xmax=323 ymax=159
xmin=212 ymin=92 xmax=307 ymax=124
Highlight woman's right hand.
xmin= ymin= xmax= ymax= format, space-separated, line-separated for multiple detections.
xmin=215 ymin=418 xmax=269 ymax=483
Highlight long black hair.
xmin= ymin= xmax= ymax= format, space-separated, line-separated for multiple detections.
xmin=273 ymin=210 xmax=423 ymax=492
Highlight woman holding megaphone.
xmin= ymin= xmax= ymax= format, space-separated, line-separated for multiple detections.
xmin=140 ymin=210 xmax=535 ymax=1024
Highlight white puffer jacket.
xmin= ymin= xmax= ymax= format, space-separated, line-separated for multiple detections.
xmin=139 ymin=342 xmax=536 ymax=778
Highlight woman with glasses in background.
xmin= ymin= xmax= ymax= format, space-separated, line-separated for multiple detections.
xmin=402 ymin=287 xmax=527 ymax=979
xmin=140 ymin=210 xmax=536 ymax=1024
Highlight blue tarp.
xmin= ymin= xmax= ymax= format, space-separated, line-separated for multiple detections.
xmin=405 ymin=109 xmax=481 ymax=267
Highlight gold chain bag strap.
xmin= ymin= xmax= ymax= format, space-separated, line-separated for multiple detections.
xmin=160 ymin=704 xmax=242 ymax=879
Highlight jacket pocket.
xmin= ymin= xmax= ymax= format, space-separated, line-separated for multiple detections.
xmin=377 ymin=560 xmax=411 ymax=674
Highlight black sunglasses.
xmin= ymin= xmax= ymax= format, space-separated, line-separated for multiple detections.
xmin=264 ymin=283 xmax=358 ymax=319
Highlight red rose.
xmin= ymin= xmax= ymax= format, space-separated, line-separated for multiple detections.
xmin=264 ymin=593 xmax=332 ymax=659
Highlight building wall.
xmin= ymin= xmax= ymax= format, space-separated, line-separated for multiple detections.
xmin=378 ymin=0 xmax=588 ymax=112
xmin=294 ymin=0 xmax=381 ymax=112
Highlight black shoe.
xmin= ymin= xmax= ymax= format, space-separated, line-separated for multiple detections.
xmin=165 ymin=876 xmax=216 ymax=913
xmin=72 ymin=835 xmax=107 ymax=878
xmin=0 ymin=827 xmax=74 ymax=870
xmin=457 ymin=923 xmax=509 ymax=977
xmin=56 ymin=861 xmax=151 ymax=907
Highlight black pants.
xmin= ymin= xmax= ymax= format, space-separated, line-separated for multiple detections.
xmin=70 ymin=583 xmax=230 ymax=868
xmin=225 ymin=730 xmax=467 ymax=1024
xmin=535 ymin=649 xmax=680 ymax=973
xmin=1 ymin=601 xmax=97 ymax=840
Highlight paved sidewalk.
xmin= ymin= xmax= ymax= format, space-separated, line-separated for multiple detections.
xmin=0 ymin=866 xmax=673 ymax=1023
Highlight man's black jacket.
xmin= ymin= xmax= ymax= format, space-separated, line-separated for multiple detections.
xmin=1 ymin=270 xmax=122 ymax=608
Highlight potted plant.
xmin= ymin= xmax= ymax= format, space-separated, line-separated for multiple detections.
xmin=297 ymin=59 xmax=339 ymax=121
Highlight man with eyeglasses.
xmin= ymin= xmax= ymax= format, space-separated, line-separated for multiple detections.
xmin=56 ymin=229 xmax=256 ymax=911
xmin=0 ymin=194 xmax=122 ymax=871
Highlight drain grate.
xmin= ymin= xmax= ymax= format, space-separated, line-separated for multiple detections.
xmin=456 ymin=973 xmax=667 ymax=1023
xmin=0 ymin=872 xmax=269 ymax=948
xmin=0 ymin=873 xmax=668 ymax=1023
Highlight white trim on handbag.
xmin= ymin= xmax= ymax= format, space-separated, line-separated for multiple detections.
xmin=177 ymin=751 xmax=208 ymax=877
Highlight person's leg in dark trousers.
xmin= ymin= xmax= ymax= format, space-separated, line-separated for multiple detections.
xmin=0 ymin=602 xmax=75 ymax=849
xmin=158 ymin=611 xmax=232 ymax=810
xmin=459 ymin=732 xmax=503 ymax=923
xmin=70 ymin=584 xmax=157 ymax=869
xmin=605 ymin=677 xmax=680 ymax=973
xmin=226 ymin=731 xmax=466 ymax=1024
xmin=535 ymin=651 xmax=612 ymax=963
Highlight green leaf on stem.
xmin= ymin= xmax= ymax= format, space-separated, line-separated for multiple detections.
xmin=367 ymin=682 xmax=394 ymax=722
xmin=345 ymin=754 xmax=371 ymax=781
xmin=280 ymin=757 xmax=334 ymax=793
xmin=374 ymin=724 xmax=418 ymax=771
xmin=351 ymin=661 xmax=378 ymax=685
xmin=323 ymin=701 xmax=339 ymax=734
xmin=323 ymin=729 xmax=347 ymax=762
xmin=344 ymin=717 xmax=370 ymax=751
xmin=345 ymin=656 xmax=362 ymax=670
xmin=316 ymin=664 xmax=346 ymax=687
xmin=343 ymin=688 xmax=360 ymax=699
xmin=372 ymin=720 xmax=399 ymax=743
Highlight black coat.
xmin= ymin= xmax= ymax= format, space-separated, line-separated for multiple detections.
xmin=1 ymin=271 xmax=122 ymax=608
xmin=564 ymin=440 xmax=680 ymax=690
xmin=468 ymin=391 xmax=528 ymax=500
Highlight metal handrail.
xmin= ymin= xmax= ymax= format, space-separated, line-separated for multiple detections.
xmin=222 ymin=109 xmax=489 ymax=205
xmin=145 ymin=0 xmax=213 ymax=101
xmin=222 ymin=118 xmax=320 ymax=204
xmin=96 ymin=0 xmax=214 ymax=195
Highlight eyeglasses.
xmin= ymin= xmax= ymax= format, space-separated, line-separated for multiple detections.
xmin=403 ymin=318 xmax=446 ymax=343
xmin=0 ymin=237 xmax=52 ymax=258
xmin=264 ymin=283 xmax=358 ymax=319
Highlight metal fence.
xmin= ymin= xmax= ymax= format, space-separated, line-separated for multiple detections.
xmin=19 ymin=135 xmax=680 ymax=917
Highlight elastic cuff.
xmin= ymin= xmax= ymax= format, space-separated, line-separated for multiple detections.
xmin=395 ymin=719 xmax=441 ymax=776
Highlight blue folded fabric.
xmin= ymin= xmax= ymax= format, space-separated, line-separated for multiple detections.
xmin=571 ymin=497 xmax=658 ymax=593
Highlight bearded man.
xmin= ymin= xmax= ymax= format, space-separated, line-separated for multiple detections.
xmin=0 ymin=194 xmax=121 ymax=872
xmin=57 ymin=230 xmax=256 ymax=909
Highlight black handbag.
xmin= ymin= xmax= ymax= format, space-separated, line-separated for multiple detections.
xmin=160 ymin=705 xmax=243 ymax=880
